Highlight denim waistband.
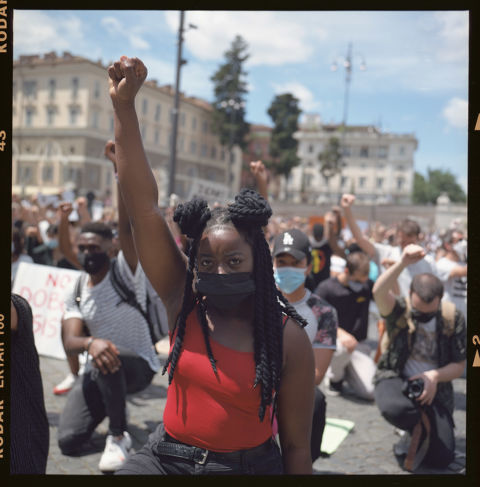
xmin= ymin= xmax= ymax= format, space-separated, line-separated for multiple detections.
xmin=153 ymin=434 xmax=275 ymax=465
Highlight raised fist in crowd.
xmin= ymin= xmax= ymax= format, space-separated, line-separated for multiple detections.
xmin=108 ymin=56 xmax=148 ymax=106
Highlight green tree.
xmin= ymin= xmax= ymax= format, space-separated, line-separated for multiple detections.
xmin=412 ymin=169 xmax=466 ymax=204
xmin=266 ymin=93 xmax=302 ymax=180
xmin=318 ymin=137 xmax=343 ymax=179
xmin=211 ymin=35 xmax=250 ymax=152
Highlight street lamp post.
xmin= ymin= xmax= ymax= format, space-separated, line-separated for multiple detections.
xmin=167 ymin=11 xmax=197 ymax=200
xmin=330 ymin=42 xmax=366 ymax=202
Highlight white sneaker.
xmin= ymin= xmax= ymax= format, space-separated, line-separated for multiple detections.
xmin=393 ymin=431 xmax=411 ymax=456
xmin=53 ymin=373 xmax=77 ymax=395
xmin=98 ymin=431 xmax=132 ymax=472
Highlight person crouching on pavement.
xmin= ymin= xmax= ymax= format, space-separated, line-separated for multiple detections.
xmin=372 ymin=243 xmax=466 ymax=472
xmin=272 ymin=228 xmax=338 ymax=463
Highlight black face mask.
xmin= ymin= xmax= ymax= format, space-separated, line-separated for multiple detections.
xmin=411 ymin=308 xmax=437 ymax=323
xmin=196 ymin=272 xmax=256 ymax=311
xmin=77 ymin=251 xmax=110 ymax=275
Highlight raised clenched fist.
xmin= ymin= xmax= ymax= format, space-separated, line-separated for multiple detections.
xmin=108 ymin=56 xmax=148 ymax=106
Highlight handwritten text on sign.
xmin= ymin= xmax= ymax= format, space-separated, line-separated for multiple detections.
xmin=12 ymin=262 xmax=81 ymax=360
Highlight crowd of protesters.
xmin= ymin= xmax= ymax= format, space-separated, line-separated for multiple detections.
xmin=10 ymin=54 xmax=467 ymax=476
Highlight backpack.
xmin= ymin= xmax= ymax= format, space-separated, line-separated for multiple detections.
xmin=376 ymin=296 xmax=456 ymax=361
xmin=74 ymin=258 xmax=168 ymax=354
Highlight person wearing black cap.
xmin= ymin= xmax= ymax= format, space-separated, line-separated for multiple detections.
xmin=272 ymin=228 xmax=338 ymax=463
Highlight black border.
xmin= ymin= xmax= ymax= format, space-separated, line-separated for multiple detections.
xmin=2 ymin=2 xmax=479 ymax=485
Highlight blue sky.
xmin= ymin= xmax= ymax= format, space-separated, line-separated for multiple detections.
xmin=13 ymin=9 xmax=469 ymax=193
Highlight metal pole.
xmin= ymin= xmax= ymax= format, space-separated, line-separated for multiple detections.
xmin=342 ymin=42 xmax=352 ymax=127
xmin=168 ymin=10 xmax=185 ymax=198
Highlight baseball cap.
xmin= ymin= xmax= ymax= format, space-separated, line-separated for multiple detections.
xmin=272 ymin=229 xmax=312 ymax=261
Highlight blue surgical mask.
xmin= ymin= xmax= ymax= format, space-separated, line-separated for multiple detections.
xmin=274 ymin=266 xmax=306 ymax=294
xmin=46 ymin=239 xmax=58 ymax=250
xmin=348 ymin=280 xmax=364 ymax=293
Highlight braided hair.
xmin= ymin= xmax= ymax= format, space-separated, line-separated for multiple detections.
xmin=162 ymin=188 xmax=308 ymax=421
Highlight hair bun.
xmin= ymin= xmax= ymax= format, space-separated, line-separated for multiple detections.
xmin=228 ymin=188 xmax=272 ymax=228
xmin=173 ymin=199 xmax=211 ymax=239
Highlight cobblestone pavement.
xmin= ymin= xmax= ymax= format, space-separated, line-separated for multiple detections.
xmin=39 ymin=335 xmax=467 ymax=477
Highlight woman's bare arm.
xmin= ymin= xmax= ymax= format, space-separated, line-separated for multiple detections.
xmin=108 ymin=56 xmax=187 ymax=328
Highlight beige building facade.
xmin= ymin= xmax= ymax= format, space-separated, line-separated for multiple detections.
xmin=12 ymin=51 xmax=241 ymax=206
xmin=291 ymin=114 xmax=418 ymax=205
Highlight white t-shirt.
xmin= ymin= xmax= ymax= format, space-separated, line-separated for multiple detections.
xmin=436 ymin=257 xmax=467 ymax=322
xmin=63 ymin=250 xmax=161 ymax=373
xmin=374 ymin=243 xmax=437 ymax=297
xmin=403 ymin=316 xmax=439 ymax=379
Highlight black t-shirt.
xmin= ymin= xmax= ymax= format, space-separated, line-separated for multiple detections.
xmin=314 ymin=276 xmax=373 ymax=341
xmin=305 ymin=239 xmax=333 ymax=292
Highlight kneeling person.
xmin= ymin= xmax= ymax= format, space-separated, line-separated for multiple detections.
xmin=272 ymin=229 xmax=338 ymax=462
xmin=372 ymin=244 xmax=466 ymax=472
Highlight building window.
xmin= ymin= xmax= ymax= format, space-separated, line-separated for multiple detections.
xmin=23 ymin=80 xmax=37 ymax=98
xmin=69 ymin=107 xmax=80 ymax=125
xmin=142 ymin=99 xmax=148 ymax=115
xmin=359 ymin=177 xmax=366 ymax=188
xmin=94 ymin=80 xmax=100 ymax=99
xmin=399 ymin=146 xmax=405 ymax=156
xmin=179 ymin=137 xmax=185 ymax=153
xmin=180 ymin=112 xmax=186 ymax=127
xmin=141 ymin=125 xmax=147 ymax=140
xmin=70 ymin=146 xmax=75 ymax=154
xmin=377 ymin=163 xmax=385 ymax=169
xmin=342 ymin=146 xmax=351 ymax=157
xmin=211 ymin=146 xmax=217 ymax=159
xmin=202 ymin=120 xmax=208 ymax=134
xmin=308 ymin=144 xmax=314 ymax=153
xmin=397 ymin=177 xmax=404 ymax=190
xmin=155 ymin=104 xmax=161 ymax=122
xmin=48 ymin=79 xmax=56 ymax=99
xmin=46 ymin=107 xmax=55 ymax=126
xmin=18 ymin=165 xmax=32 ymax=183
xmin=397 ymin=165 xmax=404 ymax=171
xmin=72 ymin=77 xmax=79 ymax=99
xmin=192 ymin=117 xmax=197 ymax=130
xmin=63 ymin=167 xmax=79 ymax=184
xmin=360 ymin=146 xmax=369 ymax=158
xmin=341 ymin=176 xmax=348 ymax=187
xmin=154 ymin=129 xmax=160 ymax=145
xmin=190 ymin=140 xmax=197 ymax=155
xmin=201 ymin=144 xmax=207 ymax=157
xmin=42 ymin=165 xmax=54 ymax=182
xmin=376 ymin=177 xmax=384 ymax=189
xmin=378 ymin=146 xmax=388 ymax=158
xmin=25 ymin=107 xmax=34 ymax=127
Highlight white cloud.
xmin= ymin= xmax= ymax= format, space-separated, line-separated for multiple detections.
xmin=165 ymin=11 xmax=322 ymax=66
xmin=434 ymin=11 xmax=469 ymax=63
xmin=100 ymin=16 xmax=150 ymax=51
xmin=13 ymin=10 xmax=84 ymax=56
xmin=442 ymin=97 xmax=468 ymax=129
xmin=271 ymin=82 xmax=319 ymax=112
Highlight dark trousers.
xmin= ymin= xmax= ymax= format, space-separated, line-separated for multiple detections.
xmin=374 ymin=377 xmax=455 ymax=468
xmin=58 ymin=348 xmax=154 ymax=455
xmin=311 ymin=387 xmax=326 ymax=462
xmin=115 ymin=423 xmax=284 ymax=475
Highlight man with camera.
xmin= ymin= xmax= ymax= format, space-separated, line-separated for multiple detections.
xmin=372 ymin=244 xmax=466 ymax=472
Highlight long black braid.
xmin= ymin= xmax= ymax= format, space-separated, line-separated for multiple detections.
xmin=163 ymin=188 xmax=308 ymax=422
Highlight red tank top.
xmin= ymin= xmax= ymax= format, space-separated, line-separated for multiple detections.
xmin=163 ymin=306 xmax=273 ymax=452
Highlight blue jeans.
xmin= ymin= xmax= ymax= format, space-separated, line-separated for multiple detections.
xmin=115 ymin=423 xmax=284 ymax=475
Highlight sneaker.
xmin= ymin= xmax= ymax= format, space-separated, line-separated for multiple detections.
xmin=325 ymin=378 xmax=343 ymax=396
xmin=98 ymin=432 xmax=132 ymax=472
xmin=53 ymin=373 xmax=77 ymax=395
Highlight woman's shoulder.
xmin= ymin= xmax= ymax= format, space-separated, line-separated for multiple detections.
xmin=282 ymin=316 xmax=311 ymax=351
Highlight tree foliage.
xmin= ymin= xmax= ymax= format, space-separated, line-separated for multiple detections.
xmin=210 ymin=35 xmax=250 ymax=151
xmin=318 ymin=137 xmax=343 ymax=179
xmin=266 ymin=93 xmax=302 ymax=178
xmin=412 ymin=169 xmax=466 ymax=204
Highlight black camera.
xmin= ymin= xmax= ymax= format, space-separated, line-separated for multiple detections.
xmin=402 ymin=378 xmax=424 ymax=400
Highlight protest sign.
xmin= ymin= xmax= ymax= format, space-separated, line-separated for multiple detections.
xmin=12 ymin=262 xmax=81 ymax=360
xmin=187 ymin=179 xmax=230 ymax=204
